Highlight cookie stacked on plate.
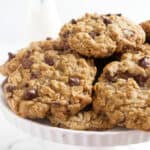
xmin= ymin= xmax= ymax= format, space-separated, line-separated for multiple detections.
xmin=1 ymin=13 xmax=150 ymax=131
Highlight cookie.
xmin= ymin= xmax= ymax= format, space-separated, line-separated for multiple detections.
xmin=93 ymin=56 xmax=150 ymax=130
xmin=60 ymin=13 xmax=145 ymax=58
xmin=0 ymin=39 xmax=58 ymax=76
xmin=2 ymin=40 xmax=96 ymax=119
xmin=48 ymin=110 xmax=114 ymax=130
xmin=140 ymin=20 xmax=150 ymax=43
xmin=121 ymin=44 xmax=150 ymax=62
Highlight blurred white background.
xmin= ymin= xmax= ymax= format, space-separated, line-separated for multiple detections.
xmin=0 ymin=0 xmax=150 ymax=149
xmin=0 ymin=0 xmax=150 ymax=43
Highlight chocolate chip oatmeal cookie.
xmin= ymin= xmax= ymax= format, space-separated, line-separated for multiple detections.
xmin=93 ymin=52 xmax=150 ymax=130
xmin=48 ymin=110 xmax=114 ymax=130
xmin=60 ymin=13 xmax=145 ymax=58
xmin=2 ymin=40 xmax=96 ymax=119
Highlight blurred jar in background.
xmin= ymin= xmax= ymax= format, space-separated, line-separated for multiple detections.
xmin=0 ymin=0 xmax=61 ymax=44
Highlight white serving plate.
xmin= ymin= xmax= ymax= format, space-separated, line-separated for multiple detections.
xmin=0 ymin=89 xmax=150 ymax=148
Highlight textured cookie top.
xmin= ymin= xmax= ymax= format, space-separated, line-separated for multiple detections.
xmin=49 ymin=110 xmax=114 ymax=130
xmin=0 ymin=40 xmax=58 ymax=76
xmin=60 ymin=13 xmax=145 ymax=58
xmin=95 ymin=58 xmax=150 ymax=110
xmin=2 ymin=40 xmax=96 ymax=119
xmin=93 ymin=54 xmax=150 ymax=130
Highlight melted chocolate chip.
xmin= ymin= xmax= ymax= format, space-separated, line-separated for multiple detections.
xmin=134 ymin=75 xmax=148 ymax=87
xmin=62 ymin=31 xmax=70 ymax=38
xmin=69 ymin=77 xmax=80 ymax=86
xmin=120 ymin=72 xmax=148 ymax=86
xmin=24 ymin=88 xmax=38 ymax=100
xmin=21 ymin=58 xmax=33 ymax=69
xmin=44 ymin=56 xmax=54 ymax=66
xmin=31 ymin=72 xmax=40 ymax=79
xmin=46 ymin=37 xmax=52 ymax=40
xmin=71 ymin=19 xmax=77 ymax=24
xmin=103 ymin=18 xmax=112 ymax=25
xmin=6 ymin=85 xmax=16 ymax=92
xmin=119 ymin=72 xmax=132 ymax=80
xmin=23 ymin=83 xmax=29 ymax=88
xmin=89 ymin=31 xmax=100 ymax=39
xmin=139 ymin=57 xmax=150 ymax=68
xmin=82 ymin=104 xmax=92 ymax=111
xmin=106 ymin=69 xmax=148 ymax=87
xmin=105 ymin=72 xmax=116 ymax=82
xmin=8 ymin=52 xmax=15 ymax=61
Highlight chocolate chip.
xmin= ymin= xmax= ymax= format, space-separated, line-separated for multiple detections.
xmin=21 ymin=58 xmax=33 ymax=69
xmin=105 ymin=72 xmax=116 ymax=82
xmin=24 ymin=88 xmax=38 ymax=100
xmin=119 ymin=71 xmax=148 ymax=86
xmin=120 ymin=72 xmax=132 ymax=80
xmin=82 ymin=104 xmax=92 ymax=111
xmin=62 ymin=31 xmax=70 ymax=38
xmin=116 ymin=13 xmax=122 ymax=16
xmin=8 ymin=52 xmax=15 ymax=61
xmin=134 ymin=75 xmax=148 ymax=86
xmin=44 ymin=56 xmax=54 ymax=66
xmin=69 ymin=77 xmax=80 ymax=86
xmin=46 ymin=37 xmax=52 ymax=40
xmin=6 ymin=85 xmax=16 ymax=93
xmin=103 ymin=18 xmax=112 ymax=25
xmin=89 ymin=31 xmax=100 ymax=39
xmin=31 ymin=72 xmax=40 ymax=79
xmin=71 ymin=19 xmax=77 ymax=24
xmin=23 ymin=83 xmax=29 ymax=88
xmin=139 ymin=57 xmax=150 ymax=68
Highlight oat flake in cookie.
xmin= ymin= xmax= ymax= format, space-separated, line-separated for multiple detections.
xmin=2 ymin=40 xmax=96 ymax=120
xmin=48 ymin=110 xmax=114 ymax=130
xmin=93 ymin=50 xmax=150 ymax=130
xmin=60 ymin=13 xmax=145 ymax=58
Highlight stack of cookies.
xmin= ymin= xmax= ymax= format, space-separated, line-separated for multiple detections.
xmin=1 ymin=13 xmax=150 ymax=131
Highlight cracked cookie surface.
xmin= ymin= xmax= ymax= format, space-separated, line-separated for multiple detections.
xmin=2 ymin=40 xmax=96 ymax=119
xmin=60 ymin=13 xmax=145 ymax=58
xmin=93 ymin=51 xmax=150 ymax=130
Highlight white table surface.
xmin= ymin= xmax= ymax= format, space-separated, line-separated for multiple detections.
xmin=0 ymin=44 xmax=150 ymax=150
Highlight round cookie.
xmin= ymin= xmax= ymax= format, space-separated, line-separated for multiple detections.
xmin=60 ymin=13 xmax=145 ymax=58
xmin=2 ymin=40 xmax=96 ymax=119
xmin=48 ymin=110 xmax=114 ymax=130
xmin=140 ymin=20 xmax=150 ymax=43
xmin=93 ymin=55 xmax=150 ymax=130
